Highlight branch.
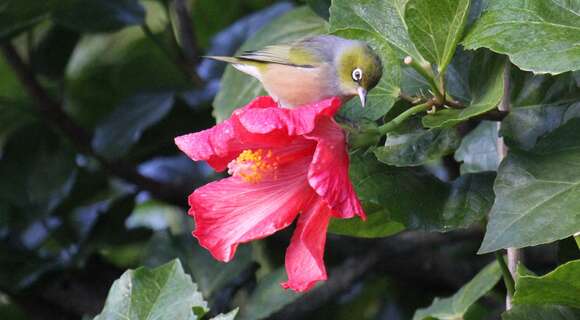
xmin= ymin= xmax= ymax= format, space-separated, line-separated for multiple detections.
xmin=0 ymin=43 xmax=187 ymax=207
xmin=496 ymin=60 xmax=520 ymax=310
xmin=171 ymin=0 xmax=204 ymax=86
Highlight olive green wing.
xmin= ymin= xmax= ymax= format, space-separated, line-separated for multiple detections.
xmin=238 ymin=44 xmax=323 ymax=67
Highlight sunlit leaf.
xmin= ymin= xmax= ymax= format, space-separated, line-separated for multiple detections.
xmin=462 ymin=0 xmax=580 ymax=74
xmin=413 ymin=260 xmax=501 ymax=320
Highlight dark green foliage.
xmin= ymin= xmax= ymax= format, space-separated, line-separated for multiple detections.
xmin=1 ymin=0 xmax=579 ymax=319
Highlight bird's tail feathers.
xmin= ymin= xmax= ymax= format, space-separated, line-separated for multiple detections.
xmin=205 ymin=56 xmax=262 ymax=80
xmin=204 ymin=56 xmax=243 ymax=64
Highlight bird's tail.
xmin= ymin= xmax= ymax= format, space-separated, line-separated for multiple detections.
xmin=204 ymin=56 xmax=243 ymax=64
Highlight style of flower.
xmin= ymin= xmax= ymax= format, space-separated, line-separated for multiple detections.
xmin=175 ymin=96 xmax=364 ymax=292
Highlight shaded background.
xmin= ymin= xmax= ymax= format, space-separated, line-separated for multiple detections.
xmin=0 ymin=0 xmax=577 ymax=319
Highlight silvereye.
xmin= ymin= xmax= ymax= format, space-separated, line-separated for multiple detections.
xmin=209 ymin=35 xmax=383 ymax=108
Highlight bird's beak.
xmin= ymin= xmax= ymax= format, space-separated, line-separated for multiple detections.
xmin=357 ymin=87 xmax=367 ymax=108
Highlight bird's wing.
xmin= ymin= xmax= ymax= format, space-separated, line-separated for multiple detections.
xmin=238 ymin=44 xmax=323 ymax=67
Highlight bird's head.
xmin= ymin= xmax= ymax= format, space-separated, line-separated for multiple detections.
xmin=335 ymin=42 xmax=383 ymax=107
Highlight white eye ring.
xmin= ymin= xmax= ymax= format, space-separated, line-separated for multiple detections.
xmin=352 ymin=68 xmax=363 ymax=82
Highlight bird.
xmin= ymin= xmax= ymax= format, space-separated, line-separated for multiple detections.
xmin=207 ymin=35 xmax=383 ymax=108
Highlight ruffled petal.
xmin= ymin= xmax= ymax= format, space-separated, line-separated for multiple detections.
xmin=175 ymin=119 xmax=242 ymax=171
xmin=236 ymin=96 xmax=342 ymax=136
xmin=281 ymin=197 xmax=331 ymax=292
xmin=304 ymin=117 xmax=365 ymax=219
xmin=189 ymin=158 xmax=313 ymax=262
xmin=175 ymin=96 xmax=338 ymax=171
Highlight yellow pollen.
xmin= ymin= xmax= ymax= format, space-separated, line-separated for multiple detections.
xmin=227 ymin=149 xmax=279 ymax=183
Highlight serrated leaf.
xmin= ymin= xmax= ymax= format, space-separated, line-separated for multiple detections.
xmin=513 ymin=260 xmax=580 ymax=308
xmin=92 ymin=93 xmax=174 ymax=160
xmin=212 ymin=7 xmax=327 ymax=122
xmin=329 ymin=152 xmax=495 ymax=237
xmin=462 ymin=0 xmax=580 ymax=74
xmin=374 ymin=126 xmax=460 ymax=167
xmin=405 ymin=0 xmax=470 ymax=72
xmin=502 ymin=305 xmax=580 ymax=320
xmin=94 ymin=259 xmax=208 ymax=320
xmin=53 ymin=0 xmax=145 ymax=33
xmin=238 ymin=269 xmax=302 ymax=320
xmin=479 ymin=119 xmax=580 ymax=253
xmin=423 ymin=50 xmax=505 ymax=128
xmin=455 ymin=121 xmax=499 ymax=174
xmin=413 ymin=260 xmax=502 ymax=320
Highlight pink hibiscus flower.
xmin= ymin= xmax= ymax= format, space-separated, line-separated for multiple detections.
xmin=174 ymin=96 xmax=365 ymax=292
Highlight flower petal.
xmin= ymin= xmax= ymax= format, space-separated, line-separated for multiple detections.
xmin=305 ymin=117 xmax=365 ymax=219
xmin=175 ymin=119 xmax=242 ymax=171
xmin=174 ymin=96 xmax=332 ymax=171
xmin=236 ymin=96 xmax=342 ymax=136
xmin=189 ymin=158 xmax=313 ymax=262
xmin=281 ymin=197 xmax=331 ymax=292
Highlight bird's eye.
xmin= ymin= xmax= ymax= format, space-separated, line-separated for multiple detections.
xmin=352 ymin=68 xmax=363 ymax=82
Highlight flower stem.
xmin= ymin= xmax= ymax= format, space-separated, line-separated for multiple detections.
xmin=378 ymin=102 xmax=432 ymax=135
xmin=574 ymin=232 xmax=580 ymax=250
xmin=496 ymin=252 xmax=516 ymax=297
xmin=404 ymin=56 xmax=444 ymax=104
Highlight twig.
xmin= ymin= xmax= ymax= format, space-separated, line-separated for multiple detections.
xmin=495 ymin=252 xmax=515 ymax=297
xmin=403 ymin=56 xmax=444 ymax=104
xmin=378 ymin=100 xmax=433 ymax=134
xmin=496 ymin=60 xmax=519 ymax=310
xmin=399 ymin=91 xmax=424 ymax=104
xmin=0 ymin=43 xmax=187 ymax=207
xmin=170 ymin=0 xmax=204 ymax=86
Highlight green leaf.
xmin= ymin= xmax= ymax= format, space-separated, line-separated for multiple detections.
xmin=53 ymin=0 xmax=145 ymax=33
xmin=126 ymin=200 xmax=185 ymax=234
xmin=65 ymin=7 xmax=189 ymax=128
xmin=307 ymin=0 xmax=331 ymax=19
xmin=92 ymin=93 xmax=174 ymax=160
xmin=455 ymin=121 xmax=499 ymax=174
xmin=0 ymin=0 xmax=58 ymax=40
xmin=330 ymin=0 xmax=413 ymax=121
xmin=462 ymin=0 xmax=580 ymax=74
xmin=31 ymin=25 xmax=80 ymax=78
xmin=374 ymin=125 xmax=460 ymax=167
xmin=405 ymin=0 xmax=471 ymax=72
xmin=479 ymin=119 xmax=580 ymax=253
xmin=238 ymin=269 xmax=302 ymax=320
xmin=0 ymin=101 xmax=37 ymax=156
xmin=423 ymin=50 xmax=505 ymax=128
xmin=211 ymin=309 xmax=239 ymax=320
xmin=94 ymin=259 xmax=208 ymax=320
xmin=501 ymin=71 xmax=580 ymax=150
xmin=413 ymin=261 xmax=502 ymax=320
xmin=502 ymin=305 xmax=580 ymax=320
xmin=143 ymin=231 xmax=254 ymax=298
xmin=329 ymin=152 xmax=495 ymax=237
xmin=330 ymin=0 xmax=424 ymax=61
xmin=0 ymin=125 xmax=77 ymax=219
xmin=213 ymin=7 xmax=327 ymax=122
xmin=513 ymin=259 xmax=580 ymax=308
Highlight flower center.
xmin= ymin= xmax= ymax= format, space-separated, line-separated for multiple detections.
xmin=227 ymin=149 xmax=279 ymax=183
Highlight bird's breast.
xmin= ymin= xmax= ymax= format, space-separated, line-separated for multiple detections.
xmin=260 ymin=64 xmax=338 ymax=108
